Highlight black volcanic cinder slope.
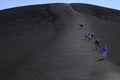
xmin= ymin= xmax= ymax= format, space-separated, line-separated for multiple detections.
xmin=71 ymin=3 xmax=120 ymax=66
xmin=0 ymin=4 xmax=61 ymax=79
xmin=0 ymin=3 xmax=120 ymax=80
xmin=71 ymin=3 xmax=120 ymax=22
xmin=0 ymin=3 xmax=77 ymax=79
xmin=0 ymin=4 xmax=59 ymax=25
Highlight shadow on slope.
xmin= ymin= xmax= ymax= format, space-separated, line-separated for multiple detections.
xmin=0 ymin=4 xmax=59 ymax=79
xmin=0 ymin=4 xmax=59 ymax=25
xmin=0 ymin=3 xmax=77 ymax=79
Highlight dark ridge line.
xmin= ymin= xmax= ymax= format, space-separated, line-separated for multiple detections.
xmin=0 ymin=3 xmax=61 ymax=25
xmin=70 ymin=3 xmax=120 ymax=11
xmin=70 ymin=3 xmax=120 ymax=22
xmin=0 ymin=3 xmax=66 ymax=11
xmin=0 ymin=3 xmax=120 ymax=25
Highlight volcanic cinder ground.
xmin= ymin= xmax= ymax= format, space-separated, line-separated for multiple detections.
xmin=0 ymin=3 xmax=120 ymax=80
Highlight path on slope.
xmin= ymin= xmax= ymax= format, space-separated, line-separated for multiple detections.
xmin=13 ymin=14 xmax=120 ymax=80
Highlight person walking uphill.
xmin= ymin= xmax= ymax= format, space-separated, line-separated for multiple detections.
xmin=91 ymin=32 xmax=95 ymax=38
xmin=102 ymin=45 xmax=108 ymax=59
xmin=79 ymin=24 xmax=83 ymax=29
xmin=95 ymin=39 xmax=99 ymax=50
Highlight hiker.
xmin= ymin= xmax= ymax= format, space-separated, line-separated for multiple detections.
xmin=84 ymin=32 xmax=89 ymax=39
xmin=102 ymin=45 xmax=108 ymax=59
xmin=79 ymin=24 xmax=83 ymax=29
xmin=95 ymin=39 xmax=99 ymax=49
xmin=77 ymin=14 xmax=79 ymax=17
xmin=88 ymin=33 xmax=92 ymax=40
xmin=91 ymin=32 xmax=95 ymax=38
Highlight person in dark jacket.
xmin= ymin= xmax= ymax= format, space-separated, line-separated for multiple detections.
xmin=95 ymin=39 xmax=99 ymax=50
xmin=79 ymin=24 xmax=83 ymax=29
xmin=91 ymin=32 xmax=95 ymax=38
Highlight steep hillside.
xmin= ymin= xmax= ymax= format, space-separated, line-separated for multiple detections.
xmin=71 ymin=3 xmax=120 ymax=66
xmin=0 ymin=3 xmax=78 ymax=79
xmin=0 ymin=3 xmax=120 ymax=79
xmin=71 ymin=3 xmax=120 ymax=21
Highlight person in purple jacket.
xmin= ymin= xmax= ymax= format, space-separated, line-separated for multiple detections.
xmin=102 ymin=45 xmax=108 ymax=59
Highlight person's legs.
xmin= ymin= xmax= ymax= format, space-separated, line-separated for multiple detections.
xmin=102 ymin=51 xmax=107 ymax=59
xmin=95 ymin=44 xmax=99 ymax=50
xmin=88 ymin=36 xmax=91 ymax=40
